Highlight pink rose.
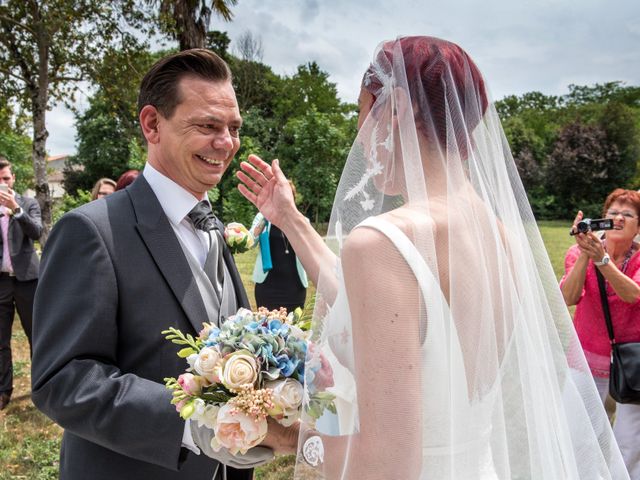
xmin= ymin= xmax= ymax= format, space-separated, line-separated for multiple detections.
xmin=210 ymin=404 xmax=268 ymax=455
xmin=178 ymin=373 xmax=202 ymax=396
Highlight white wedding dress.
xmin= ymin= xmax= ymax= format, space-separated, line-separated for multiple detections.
xmin=316 ymin=216 xmax=499 ymax=479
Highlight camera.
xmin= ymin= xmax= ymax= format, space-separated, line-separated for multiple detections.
xmin=570 ymin=218 xmax=614 ymax=236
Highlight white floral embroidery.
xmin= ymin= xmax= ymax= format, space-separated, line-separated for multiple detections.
xmin=360 ymin=192 xmax=375 ymax=211
xmin=303 ymin=435 xmax=324 ymax=467
xmin=343 ymin=120 xmax=391 ymax=213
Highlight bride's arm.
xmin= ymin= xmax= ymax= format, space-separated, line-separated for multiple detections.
xmin=323 ymin=227 xmax=423 ymax=478
xmin=237 ymin=155 xmax=339 ymax=300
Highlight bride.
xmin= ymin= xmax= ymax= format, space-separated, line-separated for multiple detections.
xmin=237 ymin=36 xmax=628 ymax=479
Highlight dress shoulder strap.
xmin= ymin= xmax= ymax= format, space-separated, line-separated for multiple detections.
xmin=356 ymin=216 xmax=451 ymax=345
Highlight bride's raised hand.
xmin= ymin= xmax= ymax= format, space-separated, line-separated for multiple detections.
xmin=237 ymin=154 xmax=296 ymax=228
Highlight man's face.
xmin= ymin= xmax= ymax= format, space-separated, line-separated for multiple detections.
xmin=0 ymin=167 xmax=15 ymax=190
xmin=151 ymin=76 xmax=242 ymax=197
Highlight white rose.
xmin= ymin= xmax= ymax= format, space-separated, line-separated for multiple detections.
xmin=193 ymin=347 xmax=222 ymax=383
xmin=218 ymin=350 xmax=258 ymax=390
xmin=266 ymin=378 xmax=304 ymax=426
xmin=191 ymin=399 xmax=221 ymax=429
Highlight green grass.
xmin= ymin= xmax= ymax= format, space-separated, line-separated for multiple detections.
xmin=538 ymin=219 xmax=575 ymax=279
xmin=0 ymin=221 xmax=574 ymax=479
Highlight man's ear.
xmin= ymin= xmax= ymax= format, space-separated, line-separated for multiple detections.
xmin=139 ymin=105 xmax=161 ymax=144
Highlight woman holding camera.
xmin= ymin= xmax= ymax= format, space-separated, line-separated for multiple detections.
xmin=561 ymin=188 xmax=640 ymax=478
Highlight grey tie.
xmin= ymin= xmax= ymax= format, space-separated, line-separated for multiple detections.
xmin=187 ymin=201 xmax=224 ymax=298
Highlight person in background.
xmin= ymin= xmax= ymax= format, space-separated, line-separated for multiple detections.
xmin=90 ymin=177 xmax=117 ymax=200
xmin=250 ymin=180 xmax=308 ymax=312
xmin=0 ymin=156 xmax=42 ymax=411
xmin=561 ymin=188 xmax=640 ymax=478
xmin=115 ymin=170 xmax=140 ymax=191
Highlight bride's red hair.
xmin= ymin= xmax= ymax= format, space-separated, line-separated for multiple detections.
xmin=363 ymin=36 xmax=489 ymax=158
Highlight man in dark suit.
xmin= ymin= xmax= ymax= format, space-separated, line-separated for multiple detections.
xmin=31 ymin=50 xmax=294 ymax=480
xmin=0 ymin=157 xmax=42 ymax=410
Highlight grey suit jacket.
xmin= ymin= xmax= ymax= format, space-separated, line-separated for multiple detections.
xmin=4 ymin=193 xmax=42 ymax=280
xmin=31 ymin=177 xmax=253 ymax=480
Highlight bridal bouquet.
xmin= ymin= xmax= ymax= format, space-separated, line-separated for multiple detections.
xmin=223 ymin=222 xmax=254 ymax=254
xmin=163 ymin=307 xmax=335 ymax=455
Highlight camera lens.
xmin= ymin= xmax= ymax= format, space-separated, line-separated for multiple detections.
xmin=577 ymin=220 xmax=591 ymax=233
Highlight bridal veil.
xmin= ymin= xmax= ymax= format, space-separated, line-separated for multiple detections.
xmin=294 ymin=36 xmax=628 ymax=479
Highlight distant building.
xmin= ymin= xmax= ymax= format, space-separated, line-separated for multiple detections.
xmin=24 ymin=154 xmax=76 ymax=199
xmin=46 ymin=154 xmax=70 ymax=199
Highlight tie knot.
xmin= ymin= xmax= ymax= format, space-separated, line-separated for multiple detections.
xmin=187 ymin=201 xmax=218 ymax=232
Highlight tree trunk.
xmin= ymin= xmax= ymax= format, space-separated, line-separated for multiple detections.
xmin=31 ymin=92 xmax=51 ymax=245
xmin=176 ymin=0 xmax=207 ymax=50
xmin=32 ymin=21 xmax=52 ymax=245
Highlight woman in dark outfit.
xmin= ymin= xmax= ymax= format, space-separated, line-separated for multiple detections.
xmin=250 ymin=181 xmax=308 ymax=312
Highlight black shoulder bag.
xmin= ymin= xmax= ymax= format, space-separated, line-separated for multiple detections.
xmin=595 ymin=267 xmax=640 ymax=404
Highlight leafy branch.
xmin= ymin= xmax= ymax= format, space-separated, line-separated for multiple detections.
xmin=161 ymin=327 xmax=203 ymax=356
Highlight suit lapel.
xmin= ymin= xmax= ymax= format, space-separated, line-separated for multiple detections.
xmin=127 ymin=176 xmax=208 ymax=333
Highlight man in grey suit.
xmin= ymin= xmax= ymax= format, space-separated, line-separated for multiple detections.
xmin=31 ymin=50 xmax=295 ymax=480
xmin=0 ymin=157 xmax=42 ymax=411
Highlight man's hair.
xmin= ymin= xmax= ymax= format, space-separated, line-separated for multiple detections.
xmin=137 ymin=48 xmax=232 ymax=119
xmin=0 ymin=156 xmax=12 ymax=171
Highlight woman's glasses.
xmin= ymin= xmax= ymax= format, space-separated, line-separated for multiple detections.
xmin=606 ymin=210 xmax=638 ymax=219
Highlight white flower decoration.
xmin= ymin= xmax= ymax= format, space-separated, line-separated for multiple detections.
xmin=360 ymin=196 xmax=375 ymax=212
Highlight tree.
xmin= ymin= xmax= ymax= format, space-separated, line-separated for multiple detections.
xmin=0 ymin=130 xmax=33 ymax=194
xmin=64 ymin=48 xmax=158 ymax=193
xmin=0 ymin=0 xmax=147 ymax=242
xmin=63 ymin=92 xmax=133 ymax=194
xmin=0 ymin=100 xmax=33 ymax=193
xmin=274 ymin=62 xmax=347 ymax=123
xmin=276 ymin=108 xmax=351 ymax=223
xmin=563 ymin=82 xmax=640 ymax=107
xmin=598 ymin=102 xmax=640 ymax=188
xmin=546 ymin=121 xmax=620 ymax=215
xmin=502 ymin=116 xmax=546 ymax=192
xmin=153 ymin=0 xmax=237 ymax=50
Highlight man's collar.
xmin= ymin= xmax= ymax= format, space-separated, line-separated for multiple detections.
xmin=143 ymin=163 xmax=209 ymax=226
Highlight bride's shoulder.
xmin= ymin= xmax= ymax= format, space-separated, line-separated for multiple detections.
xmin=342 ymin=211 xmax=429 ymax=260
xmin=342 ymin=222 xmax=389 ymax=259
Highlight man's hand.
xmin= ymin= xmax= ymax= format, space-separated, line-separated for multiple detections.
xmin=237 ymin=155 xmax=298 ymax=229
xmin=0 ymin=187 xmax=18 ymax=211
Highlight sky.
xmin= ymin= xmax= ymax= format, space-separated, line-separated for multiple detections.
xmin=46 ymin=0 xmax=640 ymax=155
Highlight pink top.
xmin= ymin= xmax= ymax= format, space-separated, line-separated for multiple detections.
xmin=561 ymin=244 xmax=640 ymax=377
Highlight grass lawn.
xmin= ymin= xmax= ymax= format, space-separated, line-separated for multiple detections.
xmin=0 ymin=219 xmax=573 ymax=479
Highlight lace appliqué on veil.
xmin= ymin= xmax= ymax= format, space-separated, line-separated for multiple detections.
xmin=343 ymin=123 xmax=392 ymax=212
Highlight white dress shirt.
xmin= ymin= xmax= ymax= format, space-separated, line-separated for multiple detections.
xmin=143 ymin=163 xmax=211 ymax=268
